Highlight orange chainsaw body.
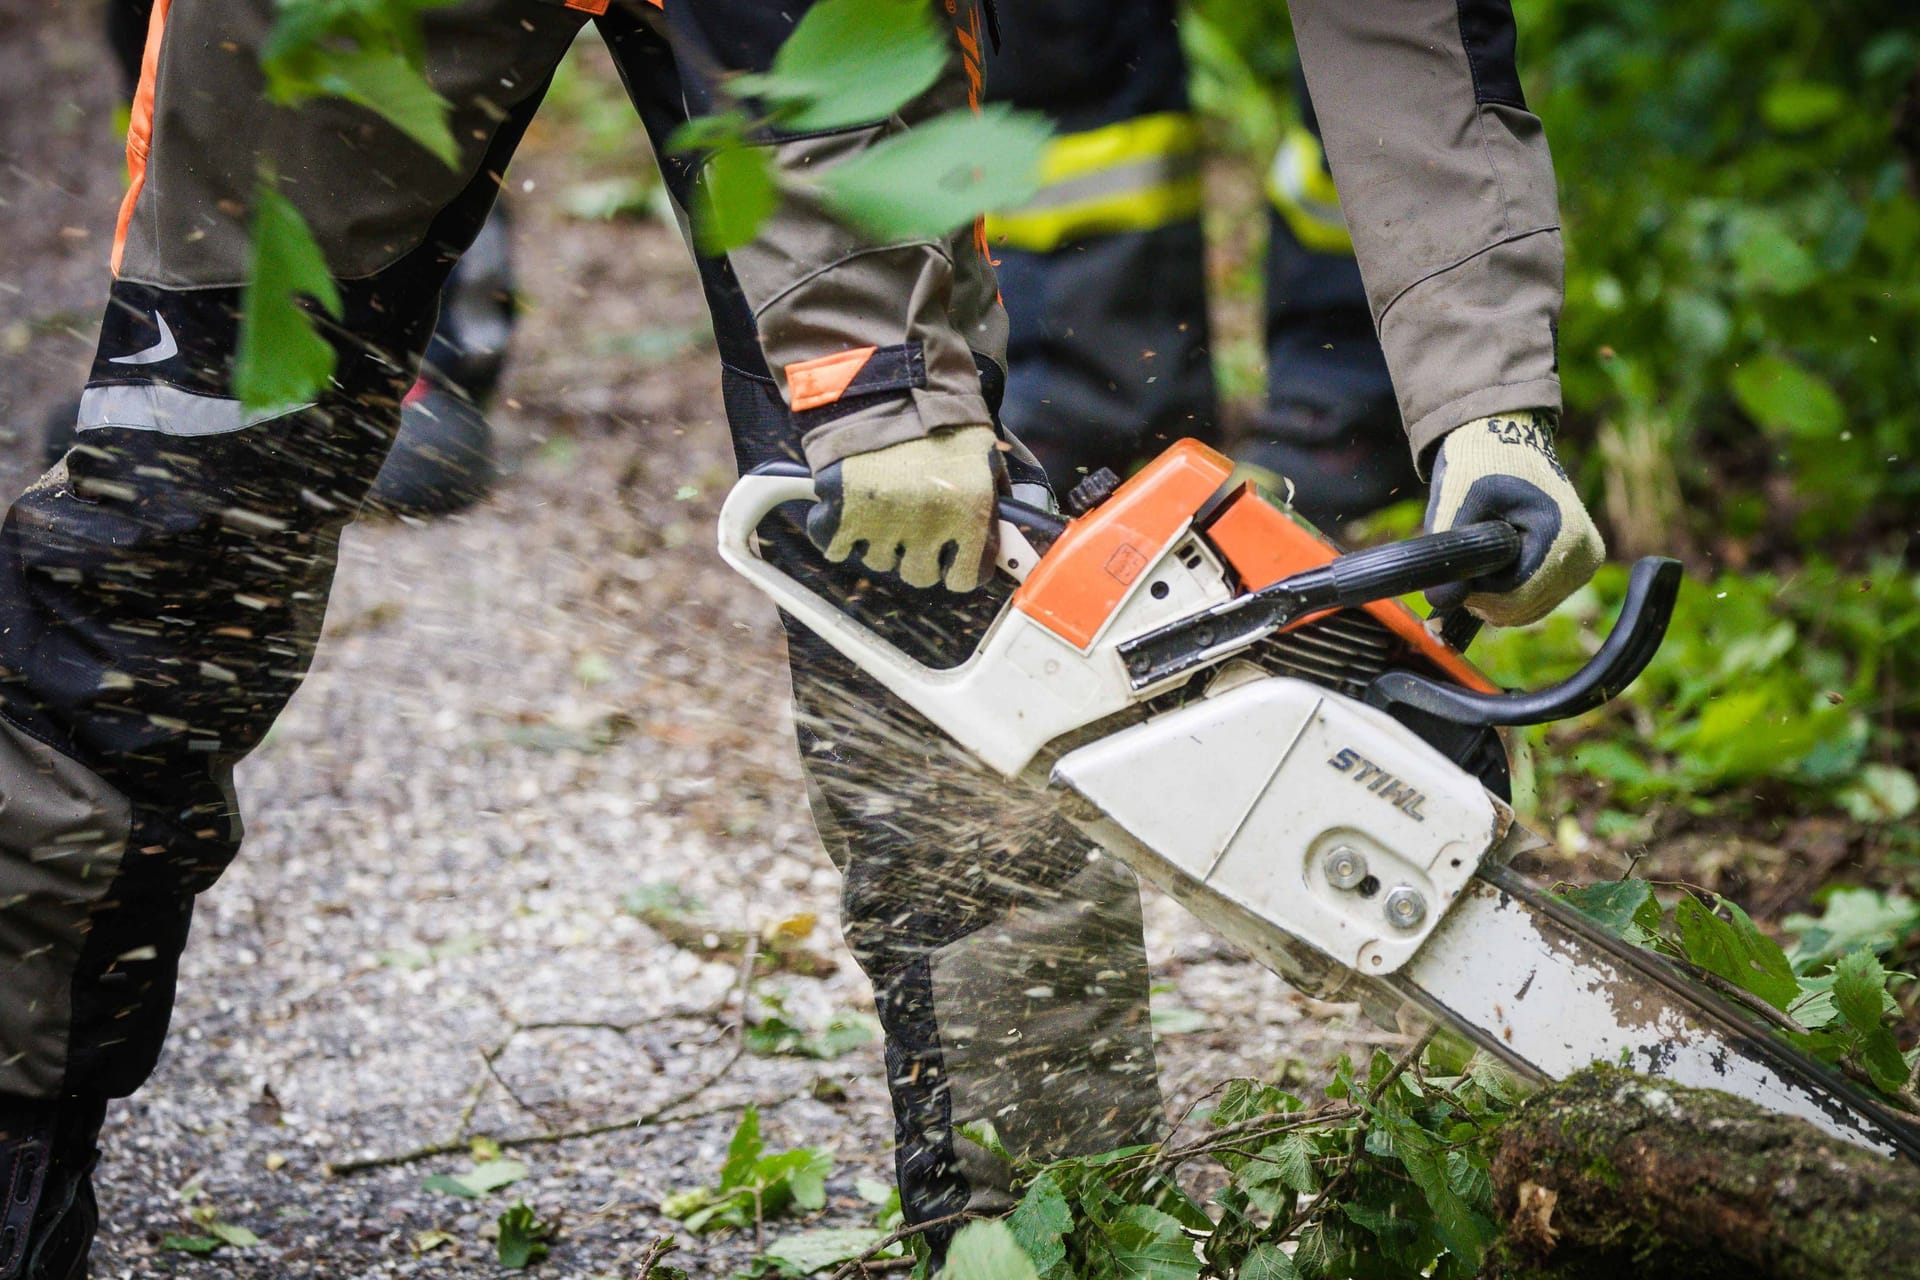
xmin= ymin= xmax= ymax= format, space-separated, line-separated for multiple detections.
xmin=1011 ymin=439 xmax=1497 ymax=694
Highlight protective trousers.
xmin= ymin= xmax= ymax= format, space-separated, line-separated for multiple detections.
xmin=983 ymin=0 xmax=1563 ymax=503
xmin=0 ymin=0 xmax=1162 ymax=1236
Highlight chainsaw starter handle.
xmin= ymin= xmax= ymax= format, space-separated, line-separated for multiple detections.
xmin=1364 ymin=555 xmax=1686 ymax=727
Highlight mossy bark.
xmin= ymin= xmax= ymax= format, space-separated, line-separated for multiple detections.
xmin=1483 ymin=1065 xmax=1920 ymax=1280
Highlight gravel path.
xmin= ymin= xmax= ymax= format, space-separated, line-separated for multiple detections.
xmin=2 ymin=10 xmax=1381 ymax=1276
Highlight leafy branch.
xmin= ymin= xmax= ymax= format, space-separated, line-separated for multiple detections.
xmin=667 ymin=0 xmax=1050 ymax=252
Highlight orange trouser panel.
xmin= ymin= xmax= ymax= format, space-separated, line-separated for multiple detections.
xmin=111 ymin=0 xmax=171 ymax=276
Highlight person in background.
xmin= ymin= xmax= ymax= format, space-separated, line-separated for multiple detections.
xmin=985 ymin=2 xmax=1417 ymax=528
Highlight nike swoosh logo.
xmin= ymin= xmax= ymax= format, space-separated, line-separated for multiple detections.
xmin=108 ymin=311 xmax=178 ymax=366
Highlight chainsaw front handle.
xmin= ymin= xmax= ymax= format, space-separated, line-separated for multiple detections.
xmin=1365 ymin=555 xmax=1685 ymax=727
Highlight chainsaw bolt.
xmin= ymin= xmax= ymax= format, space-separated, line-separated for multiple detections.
xmin=1323 ymin=845 xmax=1368 ymax=889
xmin=1384 ymin=888 xmax=1428 ymax=931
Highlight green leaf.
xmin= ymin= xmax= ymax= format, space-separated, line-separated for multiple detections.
xmin=761 ymin=1226 xmax=892 ymax=1274
xmin=1728 ymin=354 xmax=1843 ymax=438
xmin=1833 ymin=950 xmax=1912 ymax=1095
xmin=1730 ymin=220 xmax=1820 ymax=295
xmin=496 ymin=1201 xmax=555 ymax=1269
xmin=207 ymin=1221 xmax=262 ymax=1249
xmin=1150 ymin=1002 xmax=1210 ymax=1036
xmin=1832 ymin=947 xmax=1892 ymax=1038
xmin=1561 ymin=879 xmax=1656 ymax=939
xmin=622 ymin=882 xmax=701 ymax=922
xmin=308 ymin=46 xmax=458 ymax=164
xmin=759 ymin=1146 xmax=834 ymax=1213
xmin=747 ymin=1012 xmax=880 ymax=1060
xmin=1787 ymin=888 xmax=1920 ymax=970
xmin=1268 ymin=1131 xmax=1318 ymax=1194
xmin=692 ymin=146 xmax=778 ymax=255
xmin=736 ymin=0 xmax=947 ymax=131
xmin=1761 ymin=81 xmax=1847 ymax=134
xmin=1857 ymin=1027 xmax=1912 ymax=1096
xmin=957 ymin=1119 xmax=1013 ymax=1165
xmin=160 ymin=1235 xmax=224 ymax=1254
xmin=944 ymin=1220 xmax=1043 ymax=1280
xmin=423 ymin=1157 xmax=528 ymax=1199
xmin=666 ymin=110 xmax=754 ymax=155
xmin=1239 ymin=1242 xmax=1301 ymax=1280
xmin=1399 ymin=1139 xmax=1491 ymax=1268
xmin=260 ymin=1 xmax=460 ymax=166
xmin=658 ymin=1186 xmax=718 ymax=1221
xmin=819 ymin=106 xmax=1053 ymax=240
xmin=1006 ymin=1172 xmax=1072 ymax=1277
xmin=1674 ymin=895 xmax=1800 ymax=1010
xmin=1838 ymin=764 xmax=1920 ymax=824
xmin=235 ymin=184 xmax=342 ymax=416
xmin=719 ymin=1105 xmax=764 ymax=1190
xmin=1097 ymin=1203 xmax=1201 ymax=1280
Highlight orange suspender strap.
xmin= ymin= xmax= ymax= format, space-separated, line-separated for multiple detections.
xmin=111 ymin=0 xmax=171 ymax=276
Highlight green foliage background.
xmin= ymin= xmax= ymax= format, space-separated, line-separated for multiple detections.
xmin=1188 ymin=0 xmax=1920 ymax=540
xmin=1188 ymin=0 xmax=1920 ymax=848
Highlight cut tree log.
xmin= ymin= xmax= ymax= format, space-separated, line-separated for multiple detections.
xmin=1486 ymin=1065 xmax=1920 ymax=1280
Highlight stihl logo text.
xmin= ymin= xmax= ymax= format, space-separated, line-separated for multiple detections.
xmin=1326 ymin=748 xmax=1427 ymax=821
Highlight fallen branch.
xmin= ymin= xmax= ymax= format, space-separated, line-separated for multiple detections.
xmin=1489 ymin=1064 xmax=1920 ymax=1279
xmin=826 ymin=1209 xmax=973 ymax=1280
xmin=329 ymin=938 xmax=763 ymax=1176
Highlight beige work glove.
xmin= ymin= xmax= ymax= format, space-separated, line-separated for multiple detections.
xmin=805 ymin=425 xmax=1001 ymax=592
xmin=1423 ymin=411 xmax=1605 ymax=626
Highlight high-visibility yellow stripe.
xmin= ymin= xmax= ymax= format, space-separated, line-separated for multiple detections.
xmin=1036 ymin=111 xmax=1203 ymax=187
xmin=986 ymin=176 xmax=1205 ymax=253
xmin=1267 ymin=124 xmax=1353 ymax=256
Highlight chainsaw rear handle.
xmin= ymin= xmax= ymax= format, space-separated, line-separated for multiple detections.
xmin=1364 ymin=555 xmax=1685 ymax=727
xmin=743 ymin=459 xmax=1068 ymax=553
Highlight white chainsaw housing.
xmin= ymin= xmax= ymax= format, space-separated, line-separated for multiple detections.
xmin=716 ymin=473 xmax=1235 ymax=776
xmin=1053 ymin=674 xmax=1509 ymax=973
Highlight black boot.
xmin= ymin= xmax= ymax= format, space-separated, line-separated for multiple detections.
xmin=0 ymin=1097 xmax=105 ymax=1280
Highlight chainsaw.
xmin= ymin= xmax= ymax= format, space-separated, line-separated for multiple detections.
xmin=719 ymin=439 xmax=1920 ymax=1164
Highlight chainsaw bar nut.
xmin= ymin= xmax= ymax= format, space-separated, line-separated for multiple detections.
xmin=1323 ymin=845 xmax=1369 ymax=890
xmin=1384 ymin=887 xmax=1428 ymax=931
